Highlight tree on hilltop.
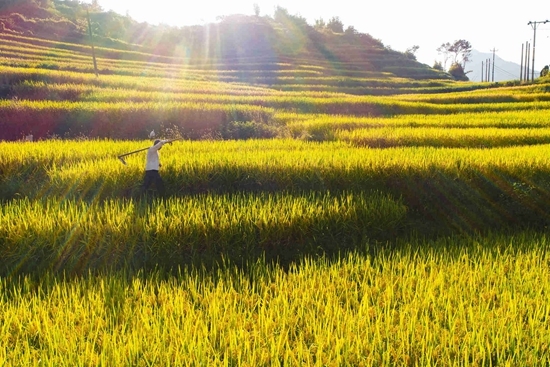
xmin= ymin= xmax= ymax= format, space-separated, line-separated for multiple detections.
xmin=326 ymin=16 xmax=344 ymax=33
xmin=433 ymin=60 xmax=444 ymax=71
xmin=273 ymin=6 xmax=308 ymax=29
xmin=314 ymin=18 xmax=326 ymax=30
xmin=344 ymin=25 xmax=357 ymax=35
xmin=405 ymin=45 xmax=419 ymax=60
xmin=448 ymin=62 xmax=469 ymax=81
xmin=437 ymin=39 xmax=472 ymax=70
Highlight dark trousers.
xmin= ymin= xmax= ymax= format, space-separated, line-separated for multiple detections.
xmin=142 ymin=170 xmax=165 ymax=194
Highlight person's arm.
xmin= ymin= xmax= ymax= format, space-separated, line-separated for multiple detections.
xmin=150 ymin=140 xmax=168 ymax=151
xmin=150 ymin=138 xmax=178 ymax=151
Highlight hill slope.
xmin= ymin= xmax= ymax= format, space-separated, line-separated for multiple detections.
xmin=0 ymin=1 xmax=450 ymax=83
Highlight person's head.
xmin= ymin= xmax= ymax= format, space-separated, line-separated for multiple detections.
xmin=153 ymin=139 xmax=161 ymax=149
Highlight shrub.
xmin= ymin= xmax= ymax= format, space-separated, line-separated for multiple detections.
xmin=448 ymin=62 xmax=469 ymax=81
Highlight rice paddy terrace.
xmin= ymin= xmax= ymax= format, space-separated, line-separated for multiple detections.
xmin=2 ymin=24 xmax=550 ymax=365
xmin=2 ymin=29 xmax=550 ymax=264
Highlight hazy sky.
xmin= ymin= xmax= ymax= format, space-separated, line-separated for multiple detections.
xmin=95 ymin=0 xmax=550 ymax=74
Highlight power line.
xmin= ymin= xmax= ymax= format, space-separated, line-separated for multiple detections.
xmin=493 ymin=64 xmax=518 ymax=77
xmin=471 ymin=60 xmax=521 ymax=82
xmin=493 ymin=64 xmax=519 ymax=79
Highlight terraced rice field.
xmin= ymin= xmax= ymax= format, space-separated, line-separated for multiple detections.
xmin=2 ymin=32 xmax=550 ymax=365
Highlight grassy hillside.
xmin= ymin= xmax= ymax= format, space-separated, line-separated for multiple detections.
xmin=0 ymin=18 xmax=524 ymax=142
xmin=0 ymin=1 xmax=452 ymax=82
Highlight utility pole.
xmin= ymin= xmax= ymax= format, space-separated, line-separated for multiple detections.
xmin=481 ymin=61 xmax=484 ymax=82
xmin=520 ymin=44 xmax=524 ymax=81
xmin=528 ymin=20 xmax=549 ymax=81
xmin=490 ymin=48 xmax=497 ymax=82
xmin=86 ymin=7 xmax=98 ymax=77
xmin=526 ymin=41 xmax=530 ymax=81
xmin=524 ymin=41 xmax=530 ymax=82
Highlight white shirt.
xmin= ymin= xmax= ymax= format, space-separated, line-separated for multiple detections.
xmin=145 ymin=140 xmax=167 ymax=171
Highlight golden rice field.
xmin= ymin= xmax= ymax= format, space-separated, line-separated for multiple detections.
xmin=2 ymin=32 xmax=550 ymax=365
xmin=2 ymin=232 xmax=550 ymax=366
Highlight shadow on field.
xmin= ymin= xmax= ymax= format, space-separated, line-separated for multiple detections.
xmin=0 ymin=189 xmax=408 ymax=276
xmin=2 ymin=169 xmax=550 ymax=278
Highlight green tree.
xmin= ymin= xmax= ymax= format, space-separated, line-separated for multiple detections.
xmin=405 ymin=45 xmax=419 ymax=60
xmin=344 ymin=25 xmax=357 ymax=35
xmin=451 ymin=39 xmax=472 ymax=68
xmin=541 ymin=65 xmax=549 ymax=77
xmin=93 ymin=0 xmax=102 ymax=10
xmin=314 ymin=18 xmax=326 ymax=30
xmin=437 ymin=39 xmax=472 ymax=70
xmin=436 ymin=42 xmax=452 ymax=69
xmin=433 ymin=60 xmax=444 ymax=71
xmin=326 ymin=16 xmax=343 ymax=33
xmin=273 ymin=6 xmax=307 ymax=29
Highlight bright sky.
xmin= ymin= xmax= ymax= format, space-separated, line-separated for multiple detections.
xmin=97 ymin=0 xmax=550 ymax=72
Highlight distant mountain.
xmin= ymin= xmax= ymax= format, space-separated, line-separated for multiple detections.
xmin=466 ymin=50 xmax=523 ymax=82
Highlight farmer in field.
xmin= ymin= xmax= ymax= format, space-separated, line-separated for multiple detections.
xmin=141 ymin=139 xmax=172 ymax=195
